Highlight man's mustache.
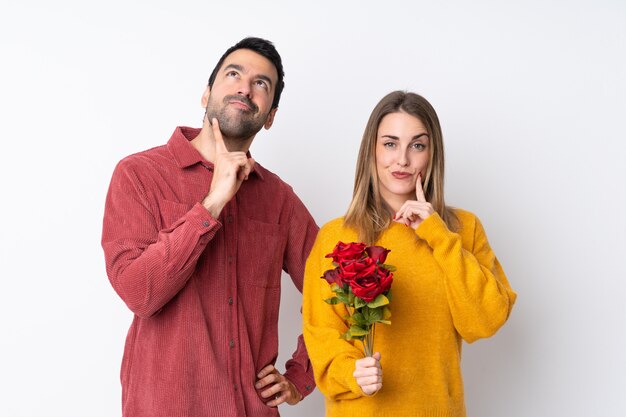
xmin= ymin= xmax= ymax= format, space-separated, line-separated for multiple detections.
xmin=223 ymin=95 xmax=258 ymax=112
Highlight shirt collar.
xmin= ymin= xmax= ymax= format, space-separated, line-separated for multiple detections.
xmin=167 ymin=126 xmax=264 ymax=180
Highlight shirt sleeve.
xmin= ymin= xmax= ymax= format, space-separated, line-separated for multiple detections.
xmin=281 ymin=191 xmax=319 ymax=398
xmin=416 ymin=212 xmax=517 ymax=343
xmin=101 ymin=159 xmax=221 ymax=318
xmin=302 ymin=227 xmax=365 ymax=401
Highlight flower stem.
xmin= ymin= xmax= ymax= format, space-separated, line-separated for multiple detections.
xmin=362 ymin=323 xmax=375 ymax=357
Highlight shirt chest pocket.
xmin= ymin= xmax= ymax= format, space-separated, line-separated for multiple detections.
xmin=237 ymin=216 xmax=285 ymax=288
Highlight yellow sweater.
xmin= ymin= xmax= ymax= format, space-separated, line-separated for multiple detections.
xmin=302 ymin=210 xmax=516 ymax=417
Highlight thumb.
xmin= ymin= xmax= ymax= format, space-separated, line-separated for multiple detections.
xmin=372 ymin=352 xmax=382 ymax=361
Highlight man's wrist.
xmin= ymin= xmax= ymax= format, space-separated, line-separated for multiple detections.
xmin=201 ymin=194 xmax=225 ymax=219
xmin=283 ymin=370 xmax=315 ymax=400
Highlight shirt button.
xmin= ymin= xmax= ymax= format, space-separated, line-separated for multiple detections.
xmin=229 ymin=340 xmax=235 ymax=348
xmin=202 ymin=220 xmax=210 ymax=227
xmin=226 ymin=215 xmax=233 ymax=223
xmin=228 ymin=256 xmax=233 ymax=264
xmin=305 ymin=385 xmax=312 ymax=391
xmin=233 ymin=384 xmax=238 ymax=391
xmin=228 ymin=297 xmax=233 ymax=305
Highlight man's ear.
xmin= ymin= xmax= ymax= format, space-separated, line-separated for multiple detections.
xmin=264 ymin=108 xmax=278 ymax=130
xmin=201 ymin=85 xmax=211 ymax=108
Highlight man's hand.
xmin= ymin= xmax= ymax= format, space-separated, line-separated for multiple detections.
xmin=393 ymin=173 xmax=434 ymax=230
xmin=353 ymin=352 xmax=383 ymax=396
xmin=202 ymin=118 xmax=255 ymax=218
xmin=255 ymin=365 xmax=303 ymax=407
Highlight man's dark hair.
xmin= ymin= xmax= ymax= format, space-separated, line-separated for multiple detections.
xmin=208 ymin=37 xmax=285 ymax=109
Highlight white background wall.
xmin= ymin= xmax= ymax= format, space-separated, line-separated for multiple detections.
xmin=1 ymin=0 xmax=624 ymax=416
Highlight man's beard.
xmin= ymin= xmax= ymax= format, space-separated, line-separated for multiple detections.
xmin=205 ymin=94 xmax=268 ymax=142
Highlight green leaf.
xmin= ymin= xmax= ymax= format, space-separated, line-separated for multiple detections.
xmin=349 ymin=325 xmax=369 ymax=336
xmin=377 ymin=320 xmax=391 ymax=325
xmin=383 ymin=306 xmax=392 ymax=320
xmin=337 ymin=293 xmax=350 ymax=304
xmin=354 ymin=297 xmax=367 ymax=309
xmin=352 ymin=312 xmax=367 ymax=325
xmin=330 ymin=283 xmax=345 ymax=295
xmin=368 ymin=307 xmax=382 ymax=322
xmin=381 ymin=263 xmax=396 ymax=272
xmin=367 ymin=294 xmax=390 ymax=308
xmin=324 ymin=297 xmax=340 ymax=305
xmin=341 ymin=330 xmax=352 ymax=340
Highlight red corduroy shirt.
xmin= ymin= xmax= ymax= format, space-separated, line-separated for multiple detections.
xmin=102 ymin=127 xmax=318 ymax=417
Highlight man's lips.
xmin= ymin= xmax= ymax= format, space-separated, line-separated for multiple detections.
xmin=391 ymin=171 xmax=413 ymax=179
xmin=229 ymin=100 xmax=252 ymax=111
xmin=224 ymin=95 xmax=257 ymax=112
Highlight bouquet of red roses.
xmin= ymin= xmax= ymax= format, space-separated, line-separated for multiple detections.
xmin=321 ymin=241 xmax=394 ymax=357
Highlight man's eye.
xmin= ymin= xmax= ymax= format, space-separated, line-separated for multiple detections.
xmin=255 ymin=80 xmax=267 ymax=89
xmin=226 ymin=71 xmax=238 ymax=77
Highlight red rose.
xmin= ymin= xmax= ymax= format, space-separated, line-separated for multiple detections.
xmin=338 ymin=257 xmax=377 ymax=283
xmin=350 ymin=267 xmax=393 ymax=302
xmin=321 ymin=268 xmax=343 ymax=287
xmin=378 ymin=267 xmax=393 ymax=294
xmin=351 ymin=276 xmax=382 ymax=302
xmin=325 ymin=241 xmax=367 ymax=264
xmin=365 ymin=246 xmax=391 ymax=264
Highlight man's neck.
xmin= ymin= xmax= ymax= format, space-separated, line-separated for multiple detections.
xmin=190 ymin=121 xmax=254 ymax=163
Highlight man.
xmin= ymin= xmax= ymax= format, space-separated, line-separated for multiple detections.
xmin=102 ymin=37 xmax=318 ymax=417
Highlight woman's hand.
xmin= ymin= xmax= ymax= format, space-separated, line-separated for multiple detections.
xmin=394 ymin=173 xmax=434 ymax=230
xmin=353 ymin=352 xmax=383 ymax=396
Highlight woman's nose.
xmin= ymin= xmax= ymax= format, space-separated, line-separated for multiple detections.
xmin=396 ymin=151 xmax=409 ymax=167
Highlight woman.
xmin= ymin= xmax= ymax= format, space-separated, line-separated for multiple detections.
xmin=302 ymin=91 xmax=516 ymax=417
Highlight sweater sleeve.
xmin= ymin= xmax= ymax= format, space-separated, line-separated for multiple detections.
xmin=416 ymin=212 xmax=517 ymax=343
xmin=101 ymin=159 xmax=220 ymax=318
xmin=302 ymin=226 xmax=365 ymax=400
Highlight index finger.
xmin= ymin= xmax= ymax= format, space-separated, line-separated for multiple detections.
xmin=257 ymin=364 xmax=277 ymax=379
xmin=211 ymin=118 xmax=228 ymax=153
xmin=415 ymin=173 xmax=426 ymax=202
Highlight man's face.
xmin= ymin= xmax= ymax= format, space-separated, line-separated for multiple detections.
xmin=203 ymin=48 xmax=278 ymax=141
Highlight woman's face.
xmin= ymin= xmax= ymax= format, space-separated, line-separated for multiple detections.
xmin=375 ymin=111 xmax=431 ymax=208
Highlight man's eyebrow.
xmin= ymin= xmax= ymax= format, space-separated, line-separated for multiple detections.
xmin=223 ymin=64 xmax=273 ymax=89
xmin=223 ymin=63 xmax=244 ymax=73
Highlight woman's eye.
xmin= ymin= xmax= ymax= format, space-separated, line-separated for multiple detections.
xmin=412 ymin=143 xmax=426 ymax=151
xmin=383 ymin=142 xmax=396 ymax=148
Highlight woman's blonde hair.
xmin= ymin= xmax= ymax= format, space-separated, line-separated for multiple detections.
xmin=344 ymin=91 xmax=458 ymax=244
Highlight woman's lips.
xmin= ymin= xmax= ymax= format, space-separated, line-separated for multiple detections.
xmin=391 ymin=171 xmax=413 ymax=179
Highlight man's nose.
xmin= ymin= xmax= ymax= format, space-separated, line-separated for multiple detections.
xmin=236 ymin=79 xmax=252 ymax=98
